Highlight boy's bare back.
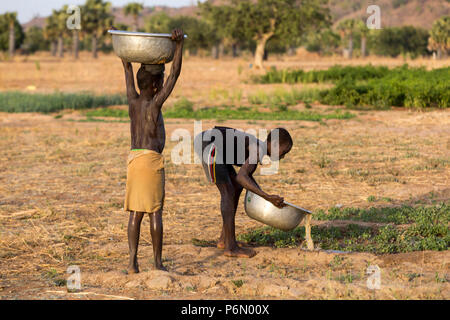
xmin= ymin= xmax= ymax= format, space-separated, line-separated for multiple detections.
xmin=121 ymin=29 xmax=184 ymax=153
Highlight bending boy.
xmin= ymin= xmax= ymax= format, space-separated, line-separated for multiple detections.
xmin=195 ymin=126 xmax=293 ymax=258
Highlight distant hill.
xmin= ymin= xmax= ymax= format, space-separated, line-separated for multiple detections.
xmin=23 ymin=16 xmax=46 ymax=30
xmin=110 ymin=5 xmax=198 ymax=29
xmin=329 ymin=0 xmax=450 ymax=29
xmin=22 ymin=5 xmax=200 ymax=31
xmin=22 ymin=0 xmax=449 ymax=31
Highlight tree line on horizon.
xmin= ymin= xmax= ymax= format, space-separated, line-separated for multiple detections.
xmin=0 ymin=0 xmax=449 ymax=67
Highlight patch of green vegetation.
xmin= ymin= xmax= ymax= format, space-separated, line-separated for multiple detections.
xmin=85 ymin=108 xmax=128 ymax=118
xmin=335 ymin=271 xmax=358 ymax=284
xmin=406 ymin=272 xmax=422 ymax=281
xmin=248 ymin=88 xmax=321 ymax=108
xmin=231 ymin=279 xmax=244 ymax=288
xmin=320 ymin=66 xmax=450 ymax=109
xmin=255 ymin=65 xmax=390 ymax=84
xmin=83 ymin=104 xmax=355 ymax=122
xmin=67 ymin=118 xmax=129 ymax=123
xmin=173 ymin=97 xmax=194 ymax=112
xmin=191 ymin=238 xmax=216 ymax=247
xmin=165 ymin=104 xmax=356 ymax=121
xmin=238 ymin=204 xmax=449 ymax=254
xmin=2 ymin=88 xmax=356 ymax=121
xmin=42 ymin=268 xmax=66 ymax=287
xmin=255 ymin=65 xmax=450 ymax=109
xmin=238 ymin=223 xmax=376 ymax=252
xmin=185 ymin=286 xmax=197 ymax=292
xmin=0 ymin=91 xmax=127 ymax=113
xmin=314 ymin=203 xmax=449 ymax=224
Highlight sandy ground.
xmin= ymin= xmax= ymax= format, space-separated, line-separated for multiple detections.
xmin=0 ymin=53 xmax=449 ymax=299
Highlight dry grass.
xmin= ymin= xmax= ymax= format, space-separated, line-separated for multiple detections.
xmin=0 ymin=52 xmax=449 ymax=300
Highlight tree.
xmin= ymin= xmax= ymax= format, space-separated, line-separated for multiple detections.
xmin=53 ymin=9 xmax=69 ymax=58
xmin=370 ymin=26 xmax=429 ymax=58
xmin=73 ymin=26 xmax=80 ymax=59
xmin=337 ymin=19 xmax=357 ymax=59
xmin=168 ymin=16 xmax=211 ymax=55
xmin=44 ymin=13 xmax=59 ymax=56
xmin=356 ymin=20 xmax=369 ymax=58
xmin=23 ymin=27 xmax=49 ymax=53
xmin=145 ymin=12 xmax=172 ymax=34
xmin=428 ymin=16 xmax=450 ymax=59
xmin=145 ymin=13 xmax=216 ymax=56
xmin=63 ymin=5 xmax=81 ymax=59
xmin=0 ymin=12 xmax=24 ymax=55
xmin=6 ymin=13 xmax=16 ymax=56
xmin=124 ymin=2 xmax=144 ymax=32
xmin=0 ymin=12 xmax=23 ymax=57
xmin=44 ymin=9 xmax=69 ymax=58
xmin=305 ymin=28 xmax=340 ymax=56
xmin=201 ymin=0 xmax=330 ymax=68
xmin=82 ymin=0 xmax=113 ymax=58
xmin=199 ymin=2 xmax=234 ymax=59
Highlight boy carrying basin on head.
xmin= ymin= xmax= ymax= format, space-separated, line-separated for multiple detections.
xmin=117 ymin=28 xmax=184 ymax=273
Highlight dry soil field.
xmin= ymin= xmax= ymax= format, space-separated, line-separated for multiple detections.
xmin=0 ymin=52 xmax=449 ymax=299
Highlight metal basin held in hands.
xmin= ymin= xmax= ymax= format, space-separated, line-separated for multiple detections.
xmin=109 ymin=30 xmax=180 ymax=64
xmin=244 ymin=190 xmax=312 ymax=231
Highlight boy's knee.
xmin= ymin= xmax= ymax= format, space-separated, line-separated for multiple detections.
xmin=218 ymin=182 xmax=235 ymax=196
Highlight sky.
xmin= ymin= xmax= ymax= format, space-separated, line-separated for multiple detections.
xmin=0 ymin=0 xmax=203 ymax=23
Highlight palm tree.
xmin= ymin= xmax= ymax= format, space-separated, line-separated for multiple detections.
xmin=73 ymin=28 xmax=80 ymax=59
xmin=4 ymin=12 xmax=17 ymax=57
xmin=356 ymin=20 xmax=369 ymax=58
xmin=55 ymin=9 xmax=68 ymax=58
xmin=44 ymin=14 xmax=58 ymax=56
xmin=62 ymin=5 xmax=80 ymax=59
xmin=83 ymin=0 xmax=113 ymax=59
xmin=428 ymin=16 xmax=450 ymax=59
xmin=124 ymin=2 xmax=144 ymax=32
xmin=337 ymin=19 xmax=357 ymax=59
xmin=45 ymin=10 xmax=67 ymax=58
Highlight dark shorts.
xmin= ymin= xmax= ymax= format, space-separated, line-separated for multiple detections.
xmin=200 ymin=142 xmax=230 ymax=184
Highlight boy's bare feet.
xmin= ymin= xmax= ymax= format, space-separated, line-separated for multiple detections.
xmin=224 ymin=246 xmax=256 ymax=258
xmin=127 ymin=264 xmax=140 ymax=274
xmin=154 ymin=264 xmax=168 ymax=272
xmin=217 ymin=240 xmax=248 ymax=249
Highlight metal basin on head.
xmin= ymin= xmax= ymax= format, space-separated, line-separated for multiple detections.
xmin=109 ymin=30 xmax=185 ymax=64
xmin=244 ymin=190 xmax=312 ymax=231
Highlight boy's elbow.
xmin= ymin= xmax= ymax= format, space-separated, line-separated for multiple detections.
xmin=235 ymin=174 xmax=246 ymax=186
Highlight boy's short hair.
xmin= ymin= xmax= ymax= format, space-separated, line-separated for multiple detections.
xmin=136 ymin=65 xmax=164 ymax=90
xmin=267 ymin=128 xmax=293 ymax=152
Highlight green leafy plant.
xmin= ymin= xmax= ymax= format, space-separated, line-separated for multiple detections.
xmin=255 ymin=65 xmax=450 ymax=109
xmin=239 ymin=204 xmax=449 ymax=254
xmin=231 ymin=279 xmax=244 ymax=288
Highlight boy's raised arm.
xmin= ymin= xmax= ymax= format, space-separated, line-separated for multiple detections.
xmin=110 ymin=26 xmax=139 ymax=101
xmin=152 ymin=28 xmax=184 ymax=109
xmin=122 ymin=60 xmax=139 ymax=101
